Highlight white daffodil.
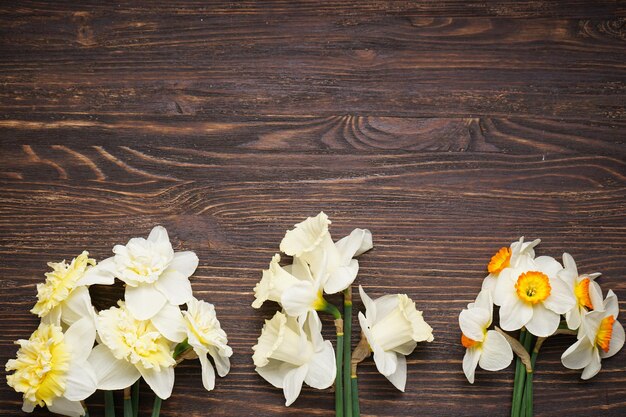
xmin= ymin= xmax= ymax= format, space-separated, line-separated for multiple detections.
xmin=558 ymin=253 xmax=603 ymax=331
xmin=253 ymin=311 xmax=336 ymax=406
xmin=6 ymin=319 xmax=98 ymax=417
xmin=252 ymin=254 xmax=327 ymax=320
xmin=459 ymin=290 xmax=513 ymax=383
xmin=561 ymin=291 xmax=625 ymax=379
xmin=279 ymin=212 xmax=373 ymax=294
xmin=482 ymin=237 xmax=540 ymax=304
xmin=495 ymin=256 xmax=576 ymax=337
xmin=182 ymin=297 xmax=233 ymax=391
xmin=90 ymin=301 xmax=176 ymax=399
xmin=357 ymin=286 xmax=433 ymax=391
xmin=31 ymin=251 xmax=112 ymax=327
xmin=88 ymin=225 xmax=199 ymax=322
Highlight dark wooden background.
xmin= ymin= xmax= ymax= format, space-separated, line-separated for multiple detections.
xmin=1 ymin=1 xmax=625 ymax=416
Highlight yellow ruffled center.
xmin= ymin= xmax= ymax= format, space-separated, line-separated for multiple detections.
xmin=5 ymin=323 xmax=71 ymax=407
xmin=595 ymin=315 xmax=615 ymax=353
xmin=488 ymin=247 xmax=511 ymax=274
xmin=461 ymin=334 xmax=479 ymax=349
xmin=574 ymin=278 xmax=593 ymax=309
xmin=515 ymin=271 xmax=551 ymax=304
xmin=31 ymin=251 xmax=95 ymax=317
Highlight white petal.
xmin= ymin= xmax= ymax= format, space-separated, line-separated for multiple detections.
xmin=47 ymin=397 xmax=85 ymax=417
xmin=335 ymin=228 xmax=373 ymax=263
xmin=64 ymin=318 xmax=96 ymax=363
xmin=303 ymin=340 xmax=336 ymax=389
xmin=589 ymin=281 xmax=604 ymax=313
xmin=543 ymin=276 xmax=575 ymax=315
xmin=499 ymin=296 xmax=533 ymax=331
xmin=125 ymin=284 xmax=167 ymax=320
xmin=148 ymin=225 xmax=170 ymax=245
xmin=463 ymin=347 xmax=481 ymax=384
xmin=283 ymin=365 xmax=309 ymax=406
xmin=561 ymin=338 xmax=593 ymax=370
xmin=255 ymin=359 xmax=293 ymax=388
xmin=393 ymin=341 xmax=417 ymax=356
xmin=323 ymin=260 xmax=359 ymax=294
xmin=372 ymin=347 xmax=397 ymax=377
xmin=492 ymin=269 xmax=515 ymax=307
xmin=166 ymin=251 xmax=199 ymax=279
xmin=62 ymin=287 xmax=96 ymax=327
xmin=77 ymin=257 xmax=116 ymax=286
xmin=481 ymin=274 xmax=497 ymax=297
xmin=384 ymin=353 xmax=407 ymax=392
xmin=603 ymin=290 xmax=619 ymax=319
xmin=63 ymin=361 xmax=98 ymax=401
xmin=472 ymin=290 xmax=493 ymax=319
xmin=561 ymin=253 xmax=578 ymax=278
xmin=600 ymin=320 xmax=625 ymax=359
xmin=358 ymin=285 xmax=376 ymax=323
xmin=459 ymin=308 xmax=490 ymax=341
xmin=303 ymin=311 xmax=324 ymax=349
xmin=372 ymin=294 xmax=400 ymax=322
xmin=582 ymin=311 xmax=604 ymax=344
xmin=581 ymin=348 xmax=602 ymax=380
xmin=208 ymin=346 xmax=231 ymax=377
xmin=42 ymin=305 xmax=62 ymax=325
xmin=22 ymin=400 xmax=35 ymax=413
xmin=88 ymin=344 xmax=141 ymax=390
xmin=566 ymin=307 xmax=582 ymax=331
xmin=479 ymin=330 xmax=513 ymax=371
xmin=525 ymin=303 xmax=560 ymax=337
xmin=151 ymin=303 xmax=186 ymax=343
xmin=198 ymin=350 xmax=216 ymax=391
xmin=155 ymin=270 xmax=193 ymax=306
xmin=139 ymin=364 xmax=175 ymax=400
xmin=534 ymin=256 xmax=563 ymax=277
xmin=281 ymin=281 xmax=318 ymax=317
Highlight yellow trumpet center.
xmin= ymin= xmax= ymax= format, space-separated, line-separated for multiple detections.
xmin=5 ymin=323 xmax=71 ymax=407
xmin=461 ymin=333 xmax=479 ymax=349
xmin=595 ymin=315 xmax=615 ymax=353
xmin=515 ymin=271 xmax=551 ymax=304
xmin=488 ymin=247 xmax=511 ymax=274
xmin=574 ymin=278 xmax=594 ymax=309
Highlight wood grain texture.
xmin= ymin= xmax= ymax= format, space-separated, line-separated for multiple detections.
xmin=0 ymin=1 xmax=625 ymax=417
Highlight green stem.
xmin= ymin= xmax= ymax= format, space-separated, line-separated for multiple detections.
xmin=336 ymin=331 xmax=344 ymax=417
xmin=132 ymin=381 xmax=139 ymax=417
xmin=343 ymin=288 xmax=353 ymax=417
xmin=522 ymin=337 xmax=543 ymax=417
xmin=519 ymin=333 xmax=535 ymax=417
xmin=351 ymin=376 xmax=360 ymax=417
xmin=151 ymin=397 xmax=162 ymax=417
xmin=511 ymin=329 xmax=527 ymax=417
xmin=123 ymin=387 xmax=133 ymax=417
xmin=104 ymin=391 xmax=115 ymax=417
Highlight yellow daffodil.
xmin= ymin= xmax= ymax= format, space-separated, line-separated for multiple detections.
xmin=558 ymin=253 xmax=603 ymax=331
xmin=482 ymin=237 xmax=540 ymax=304
xmin=253 ymin=311 xmax=335 ymax=406
xmin=357 ymin=286 xmax=433 ymax=391
xmin=87 ymin=226 xmax=199 ymax=323
xmin=31 ymin=251 xmax=111 ymax=326
xmin=182 ymin=297 xmax=232 ymax=391
xmin=279 ymin=212 xmax=373 ymax=294
xmin=561 ymin=290 xmax=625 ymax=379
xmin=6 ymin=319 xmax=98 ymax=417
xmin=495 ymin=256 xmax=576 ymax=337
xmin=459 ymin=290 xmax=513 ymax=383
xmin=90 ymin=301 xmax=176 ymax=399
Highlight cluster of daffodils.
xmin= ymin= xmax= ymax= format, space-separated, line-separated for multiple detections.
xmin=252 ymin=212 xmax=434 ymax=416
xmin=460 ymin=238 xmax=624 ymax=417
xmin=6 ymin=226 xmax=232 ymax=417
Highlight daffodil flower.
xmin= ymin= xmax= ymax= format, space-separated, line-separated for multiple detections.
xmin=90 ymin=301 xmax=176 ymax=399
xmin=6 ymin=319 xmax=98 ymax=417
xmin=494 ymin=256 xmax=576 ymax=337
xmin=182 ymin=297 xmax=233 ymax=391
xmin=482 ymin=237 xmax=540 ymax=304
xmin=279 ymin=212 xmax=373 ymax=294
xmin=459 ymin=290 xmax=513 ymax=383
xmin=252 ymin=254 xmax=327 ymax=320
xmin=561 ymin=290 xmax=625 ymax=379
xmin=558 ymin=253 xmax=603 ymax=331
xmin=88 ymin=225 xmax=199 ymax=323
xmin=357 ymin=286 xmax=433 ymax=391
xmin=31 ymin=251 xmax=112 ymax=327
xmin=253 ymin=311 xmax=336 ymax=406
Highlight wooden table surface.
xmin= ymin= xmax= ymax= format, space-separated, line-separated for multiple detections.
xmin=1 ymin=2 xmax=625 ymax=416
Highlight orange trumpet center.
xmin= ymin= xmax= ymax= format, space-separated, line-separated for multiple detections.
xmin=574 ymin=278 xmax=594 ymax=310
xmin=461 ymin=333 xmax=479 ymax=349
xmin=596 ymin=315 xmax=615 ymax=353
xmin=488 ymin=247 xmax=512 ymax=274
xmin=515 ymin=271 xmax=551 ymax=304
